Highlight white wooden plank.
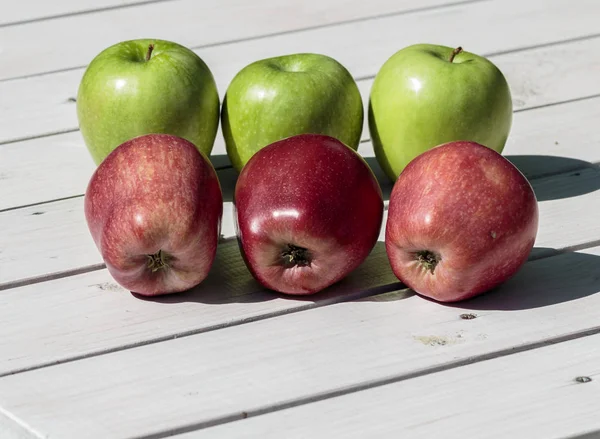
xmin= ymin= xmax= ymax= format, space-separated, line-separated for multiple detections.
xmin=0 ymin=241 xmax=397 ymax=377
xmin=183 ymin=0 xmax=600 ymax=115
xmin=2 ymin=103 xmax=600 ymax=286
xmin=362 ymin=94 xmax=600 ymax=194
xmin=1 ymin=162 xmax=597 ymax=375
xmin=2 ymin=3 xmax=600 ymax=146
xmin=183 ymin=334 xmax=600 ymax=439
xmin=0 ymin=70 xmax=80 ymax=145
xmin=1 ymin=91 xmax=597 ymax=222
xmin=0 ymin=131 xmax=233 ymax=211
xmin=3 ymin=45 xmax=600 ymax=212
xmin=1 ymin=245 xmax=599 ymax=438
xmin=0 ymin=408 xmax=40 ymax=439
xmin=376 ymin=166 xmax=600 ymax=253
xmin=0 ymin=0 xmax=464 ymax=81
xmin=0 ymin=0 xmax=165 ymax=27
xmin=0 ymin=195 xmax=237 ymax=287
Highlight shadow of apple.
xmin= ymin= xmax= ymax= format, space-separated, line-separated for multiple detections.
xmin=132 ymin=239 xmax=273 ymax=304
xmin=216 ymin=166 xmax=238 ymax=202
xmin=364 ymin=157 xmax=394 ymax=201
xmin=134 ymin=240 xmax=403 ymax=306
xmin=505 ymin=154 xmax=596 ymax=180
xmin=442 ymin=246 xmax=600 ymax=311
xmin=529 ymin=166 xmax=600 ymax=202
xmin=209 ymin=154 xmax=231 ymax=170
xmin=365 ymin=153 xmax=600 ymax=203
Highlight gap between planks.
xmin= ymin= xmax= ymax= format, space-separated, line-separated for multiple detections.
xmin=0 ymin=281 xmax=404 ymax=378
xmin=1 ymin=156 xmax=599 ymax=292
xmin=166 ymin=333 xmax=600 ymax=439
xmin=2 ymin=243 xmax=600 ymax=438
xmin=3 ymin=90 xmax=600 ymax=214
xmin=0 ymin=0 xmax=182 ymax=29
xmin=3 ymin=31 xmax=600 ymax=148
xmin=0 ymin=0 xmax=489 ymax=83
xmin=2 ymin=114 xmax=600 ymax=293
xmin=353 ymin=31 xmax=600 ymax=82
xmin=2 ymin=232 xmax=600 ymax=379
xmin=0 ymin=164 xmax=230 ymax=214
xmin=135 ymin=325 xmax=600 ymax=438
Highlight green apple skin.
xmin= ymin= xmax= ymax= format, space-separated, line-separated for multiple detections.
xmin=77 ymin=39 xmax=219 ymax=165
xmin=222 ymin=53 xmax=363 ymax=172
xmin=369 ymin=44 xmax=513 ymax=180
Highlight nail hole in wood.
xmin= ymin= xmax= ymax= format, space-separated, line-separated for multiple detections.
xmin=460 ymin=313 xmax=477 ymax=320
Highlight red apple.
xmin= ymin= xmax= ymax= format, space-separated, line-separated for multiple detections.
xmin=234 ymin=134 xmax=384 ymax=295
xmin=84 ymin=134 xmax=223 ymax=296
xmin=385 ymin=140 xmax=538 ymax=302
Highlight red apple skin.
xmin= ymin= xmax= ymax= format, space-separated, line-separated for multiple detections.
xmin=84 ymin=134 xmax=223 ymax=296
xmin=234 ymin=134 xmax=384 ymax=295
xmin=385 ymin=141 xmax=539 ymax=302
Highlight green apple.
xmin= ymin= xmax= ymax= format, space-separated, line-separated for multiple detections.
xmin=77 ymin=39 xmax=219 ymax=165
xmin=369 ymin=44 xmax=513 ymax=180
xmin=221 ymin=53 xmax=363 ymax=172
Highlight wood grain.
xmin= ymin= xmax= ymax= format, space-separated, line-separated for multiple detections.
xmin=0 ymin=0 xmax=467 ymax=81
xmin=183 ymin=334 xmax=600 ymax=439
xmin=1 ymin=0 xmax=171 ymax=27
xmin=2 ymin=34 xmax=600 ymax=213
xmin=0 ymin=196 xmax=237 ymax=287
xmin=1 ymin=245 xmax=599 ymax=438
xmin=0 ymin=406 xmax=41 ymax=439
xmin=2 ymin=119 xmax=600 ymax=286
xmin=2 ymin=1 xmax=600 ymax=437
xmin=0 ymin=240 xmax=398 ymax=377
xmin=2 ymin=3 xmax=600 ymax=146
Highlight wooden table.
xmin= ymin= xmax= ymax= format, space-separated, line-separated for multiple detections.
xmin=1 ymin=0 xmax=600 ymax=437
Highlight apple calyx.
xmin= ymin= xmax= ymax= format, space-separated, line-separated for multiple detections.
xmin=146 ymin=249 xmax=171 ymax=272
xmin=280 ymin=244 xmax=312 ymax=268
xmin=414 ymin=250 xmax=440 ymax=274
xmin=145 ymin=44 xmax=155 ymax=62
xmin=449 ymin=47 xmax=463 ymax=63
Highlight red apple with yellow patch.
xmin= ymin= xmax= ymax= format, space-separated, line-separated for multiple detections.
xmin=385 ymin=140 xmax=538 ymax=302
xmin=84 ymin=134 xmax=223 ymax=296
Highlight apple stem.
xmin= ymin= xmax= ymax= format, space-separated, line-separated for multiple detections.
xmin=415 ymin=250 xmax=440 ymax=274
xmin=145 ymin=44 xmax=155 ymax=62
xmin=146 ymin=249 xmax=170 ymax=272
xmin=449 ymin=46 xmax=463 ymax=63
xmin=281 ymin=244 xmax=312 ymax=268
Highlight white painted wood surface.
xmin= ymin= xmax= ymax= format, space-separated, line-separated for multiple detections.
xmin=0 ymin=198 xmax=237 ymax=287
xmin=2 ymin=129 xmax=600 ymax=287
xmin=3 ymin=89 xmax=600 ymax=213
xmin=1 ymin=0 xmax=599 ymax=437
xmin=0 ymin=241 xmax=398 ymax=376
xmin=0 ymin=0 xmax=462 ymax=81
xmin=2 ymin=2 xmax=599 ymax=146
xmin=1 ymin=165 xmax=599 ymax=375
xmin=184 ymin=334 xmax=600 ymax=439
xmin=1 ymin=245 xmax=600 ymax=438
xmin=1 ymin=0 xmax=166 ymax=26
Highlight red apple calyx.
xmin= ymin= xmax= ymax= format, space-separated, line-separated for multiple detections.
xmin=414 ymin=250 xmax=441 ymax=274
xmin=146 ymin=249 xmax=172 ymax=272
xmin=84 ymin=133 xmax=223 ymax=296
xmin=280 ymin=244 xmax=312 ymax=268
xmin=385 ymin=140 xmax=539 ymax=303
xmin=234 ymin=133 xmax=384 ymax=295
